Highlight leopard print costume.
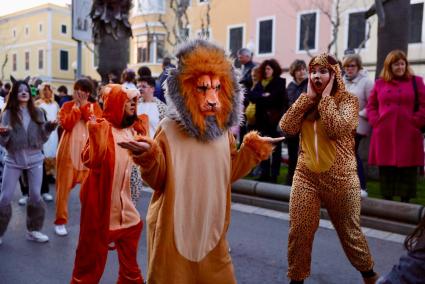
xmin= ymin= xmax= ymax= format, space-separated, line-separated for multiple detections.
xmin=280 ymin=54 xmax=374 ymax=281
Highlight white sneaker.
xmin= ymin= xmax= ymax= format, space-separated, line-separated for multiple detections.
xmin=42 ymin=193 xmax=53 ymax=202
xmin=54 ymin=225 xmax=68 ymax=236
xmin=18 ymin=196 xmax=28 ymax=206
xmin=361 ymin=189 xmax=368 ymax=198
xmin=26 ymin=231 xmax=49 ymax=243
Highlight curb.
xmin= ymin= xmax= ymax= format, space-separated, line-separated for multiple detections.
xmin=232 ymin=179 xmax=424 ymax=235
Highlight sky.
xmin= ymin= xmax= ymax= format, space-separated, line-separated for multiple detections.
xmin=0 ymin=0 xmax=71 ymax=16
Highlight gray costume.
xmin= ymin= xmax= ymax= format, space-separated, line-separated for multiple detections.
xmin=0 ymin=107 xmax=54 ymax=237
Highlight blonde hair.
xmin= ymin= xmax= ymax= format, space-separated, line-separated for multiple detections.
xmin=342 ymin=54 xmax=363 ymax=69
xmin=380 ymin=50 xmax=413 ymax=81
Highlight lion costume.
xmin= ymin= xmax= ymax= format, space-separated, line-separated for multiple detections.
xmin=127 ymin=40 xmax=275 ymax=283
xmin=280 ymin=54 xmax=376 ymax=283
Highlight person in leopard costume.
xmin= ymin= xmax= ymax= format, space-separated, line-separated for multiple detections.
xmin=280 ymin=53 xmax=378 ymax=284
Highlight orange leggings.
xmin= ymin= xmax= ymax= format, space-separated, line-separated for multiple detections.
xmin=71 ymin=221 xmax=144 ymax=284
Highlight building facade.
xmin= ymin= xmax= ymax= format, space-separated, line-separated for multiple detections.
xmin=0 ymin=3 xmax=99 ymax=90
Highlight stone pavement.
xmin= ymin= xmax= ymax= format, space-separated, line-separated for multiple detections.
xmin=0 ymin=185 xmax=406 ymax=283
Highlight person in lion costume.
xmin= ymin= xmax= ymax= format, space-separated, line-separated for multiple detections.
xmin=119 ymin=39 xmax=283 ymax=283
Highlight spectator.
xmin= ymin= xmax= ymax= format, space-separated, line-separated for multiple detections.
xmin=367 ymin=50 xmax=425 ymax=203
xmin=238 ymin=48 xmax=257 ymax=144
xmin=249 ymin=59 xmax=287 ymax=183
xmin=343 ymin=54 xmax=374 ymax=198
xmin=56 ymin=85 xmax=71 ymax=107
xmin=2 ymin=83 xmax=11 ymax=101
xmin=284 ymin=59 xmax=308 ymax=186
xmin=377 ymin=214 xmax=425 ymax=283
xmin=137 ymin=76 xmax=166 ymax=138
xmin=137 ymin=66 xmax=152 ymax=79
xmin=154 ymin=57 xmax=174 ymax=103
xmin=121 ymin=68 xmax=137 ymax=90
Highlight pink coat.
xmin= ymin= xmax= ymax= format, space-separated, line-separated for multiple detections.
xmin=367 ymin=76 xmax=425 ymax=167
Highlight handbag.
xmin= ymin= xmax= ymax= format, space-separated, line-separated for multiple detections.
xmin=412 ymin=75 xmax=425 ymax=133
xmin=130 ymin=164 xmax=143 ymax=205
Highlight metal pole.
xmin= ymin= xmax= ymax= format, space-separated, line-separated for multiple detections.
xmin=77 ymin=40 xmax=82 ymax=79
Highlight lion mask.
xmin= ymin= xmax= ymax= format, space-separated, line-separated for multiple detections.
xmin=164 ymin=39 xmax=243 ymax=142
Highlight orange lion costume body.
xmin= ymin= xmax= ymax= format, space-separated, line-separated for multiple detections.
xmin=55 ymin=101 xmax=102 ymax=225
xmin=71 ymin=85 xmax=148 ymax=283
xmin=129 ymin=40 xmax=275 ymax=283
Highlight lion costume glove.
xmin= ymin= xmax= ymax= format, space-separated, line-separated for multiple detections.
xmin=129 ymin=39 xmax=275 ymax=284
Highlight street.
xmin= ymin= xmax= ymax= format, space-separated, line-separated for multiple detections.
xmin=0 ymin=185 xmax=405 ymax=284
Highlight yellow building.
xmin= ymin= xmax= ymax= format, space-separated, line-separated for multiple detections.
xmin=0 ymin=3 xmax=99 ymax=91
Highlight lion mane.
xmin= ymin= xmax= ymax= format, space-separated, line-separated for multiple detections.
xmin=164 ymin=39 xmax=244 ymax=141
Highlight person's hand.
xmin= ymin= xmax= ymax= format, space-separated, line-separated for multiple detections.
xmin=79 ymin=91 xmax=89 ymax=107
xmin=258 ymin=136 xmax=285 ymax=144
xmin=118 ymin=139 xmax=151 ymax=155
xmin=306 ymin=79 xmax=317 ymax=99
xmin=46 ymin=119 xmax=59 ymax=131
xmin=322 ymin=73 xmax=335 ymax=98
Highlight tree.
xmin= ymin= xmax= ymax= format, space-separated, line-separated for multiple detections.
xmin=366 ymin=0 xmax=409 ymax=78
xmin=90 ymin=0 xmax=133 ymax=83
xmin=145 ymin=0 xmax=212 ymax=48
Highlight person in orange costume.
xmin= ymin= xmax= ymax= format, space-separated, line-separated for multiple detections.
xmin=71 ymin=84 xmax=148 ymax=284
xmin=54 ymin=78 xmax=102 ymax=236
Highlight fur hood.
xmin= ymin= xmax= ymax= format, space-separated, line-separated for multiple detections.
xmin=163 ymin=39 xmax=244 ymax=142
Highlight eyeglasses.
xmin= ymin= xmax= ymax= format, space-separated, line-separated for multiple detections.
xmin=345 ymin=64 xmax=357 ymax=68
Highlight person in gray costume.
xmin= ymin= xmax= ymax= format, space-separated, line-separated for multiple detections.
xmin=0 ymin=76 xmax=58 ymax=245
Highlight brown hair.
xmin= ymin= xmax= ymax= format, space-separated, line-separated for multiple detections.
xmin=380 ymin=50 xmax=413 ymax=81
xmin=259 ymin=59 xmax=282 ymax=79
xmin=289 ymin=59 xmax=307 ymax=78
xmin=404 ymin=214 xmax=425 ymax=253
xmin=4 ymin=80 xmax=42 ymax=127
xmin=342 ymin=54 xmax=363 ymax=69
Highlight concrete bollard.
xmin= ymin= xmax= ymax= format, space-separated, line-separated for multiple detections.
xmin=232 ymin=179 xmax=424 ymax=226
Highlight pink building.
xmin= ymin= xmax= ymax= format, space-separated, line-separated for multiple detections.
xmin=247 ymin=0 xmax=333 ymax=73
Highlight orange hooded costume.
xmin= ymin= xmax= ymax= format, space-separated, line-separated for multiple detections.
xmin=55 ymin=101 xmax=102 ymax=225
xmin=71 ymin=85 xmax=148 ymax=284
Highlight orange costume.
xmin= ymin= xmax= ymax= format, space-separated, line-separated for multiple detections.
xmin=71 ymin=84 xmax=148 ymax=283
xmin=55 ymin=101 xmax=102 ymax=225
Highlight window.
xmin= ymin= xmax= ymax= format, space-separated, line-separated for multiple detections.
xmin=228 ymin=26 xmax=243 ymax=58
xmin=25 ymin=51 xmax=30 ymax=71
xmin=61 ymin=24 xmax=67 ymax=34
xmin=60 ymin=50 xmax=69 ymax=70
xmin=39 ymin=24 xmax=43 ymax=33
xmin=38 ymin=50 xmax=44 ymax=69
xmin=25 ymin=26 xmax=29 ymax=36
xmin=136 ymin=34 xmax=165 ymax=63
xmin=298 ymin=12 xmax=317 ymax=51
xmin=12 ymin=29 xmax=16 ymax=38
xmin=138 ymin=0 xmax=165 ymax=14
xmin=409 ymin=3 xmax=424 ymax=43
xmin=12 ymin=53 xmax=17 ymax=72
xmin=257 ymin=18 xmax=274 ymax=54
xmin=347 ymin=11 xmax=366 ymax=49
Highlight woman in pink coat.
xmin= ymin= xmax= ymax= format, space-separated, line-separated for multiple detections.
xmin=367 ymin=50 xmax=425 ymax=202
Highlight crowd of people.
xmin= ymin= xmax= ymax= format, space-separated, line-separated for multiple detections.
xmin=0 ymin=40 xmax=423 ymax=284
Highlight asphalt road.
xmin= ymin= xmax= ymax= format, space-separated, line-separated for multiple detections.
xmin=0 ymin=185 xmax=405 ymax=284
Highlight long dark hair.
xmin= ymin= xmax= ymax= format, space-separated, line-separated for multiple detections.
xmin=4 ymin=76 xmax=42 ymax=127
xmin=404 ymin=214 xmax=425 ymax=252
